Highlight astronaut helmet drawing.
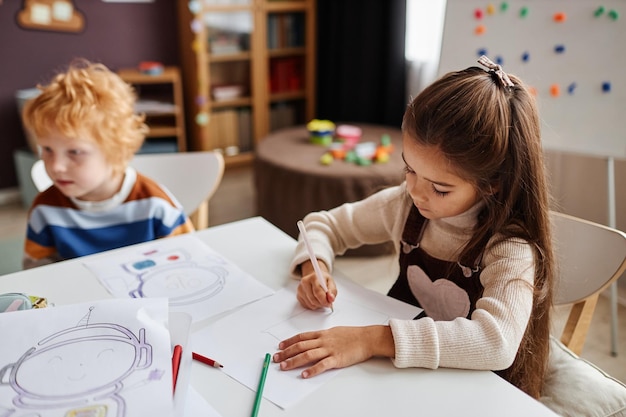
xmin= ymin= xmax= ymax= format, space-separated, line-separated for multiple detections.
xmin=0 ymin=307 xmax=152 ymax=417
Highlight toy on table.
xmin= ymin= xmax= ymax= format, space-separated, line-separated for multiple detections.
xmin=0 ymin=293 xmax=48 ymax=313
xmin=307 ymin=119 xmax=336 ymax=145
xmin=311 ymin=120 xmax=394 ymax=166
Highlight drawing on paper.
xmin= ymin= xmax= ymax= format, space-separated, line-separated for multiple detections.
xmin=83 ymin=234 xmax=275 ymax=323
xmin=102 ymin=246 xmax=228 ymax=307
xmin=123 ymin=248 xmax=227 ymax=307
xmin=0 ymin=306 xmax=160 ymax=417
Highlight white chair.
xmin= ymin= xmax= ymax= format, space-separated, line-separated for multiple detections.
xmin=541 ymin=211 xmax=626 ymax=416
xmin=551 ymin=211 xmax=626 ymax=355
xmin=30 ymin=151 xmax=224 ymax=229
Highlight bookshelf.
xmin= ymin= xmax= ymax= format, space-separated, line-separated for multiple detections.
xmin=176 ymin=0 xmax=316 ymax=165
xmin=117 ymin=67 xmax=187 ymax=152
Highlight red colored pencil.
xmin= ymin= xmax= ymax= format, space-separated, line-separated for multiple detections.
xmin=172 ymin=344 xmax=183 ymax=393
xmin=192 ymin=351 xmax=224 ymax=368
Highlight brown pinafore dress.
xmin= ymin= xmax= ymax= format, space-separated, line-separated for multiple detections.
xmin=387 ymin=206 xmax=485 ymax=320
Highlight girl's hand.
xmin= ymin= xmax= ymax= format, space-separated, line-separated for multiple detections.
xmin=273 ymin=325 xmax=395 ymax=378
xmin=297 ymin=259 xmax=337 ymax=310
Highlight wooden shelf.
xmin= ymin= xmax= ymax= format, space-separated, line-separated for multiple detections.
xmin=177 ymin=0 xmax=316 ymax=166
xmin=117 ymin=67 xmax=187 ymax=152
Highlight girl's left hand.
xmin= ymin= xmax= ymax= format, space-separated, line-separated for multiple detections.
xmin=272 ymin=325 xmax=394 ymax=378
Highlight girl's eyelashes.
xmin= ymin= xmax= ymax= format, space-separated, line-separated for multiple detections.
xmin=404 ymin=165 xmax=415 ymax=174
xmin=431 ymin=185 xmax=449 ymax=197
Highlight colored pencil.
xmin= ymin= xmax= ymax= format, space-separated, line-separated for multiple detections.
xmin=251 ymin=353 xmax=271 ymax=417
xmin=192 ymin=351 xmax=224 ymax=368
xmin=297 ymin=220 xmax=334 ymax=312
xmin=172 ymin=344 xmax=183 ymax=393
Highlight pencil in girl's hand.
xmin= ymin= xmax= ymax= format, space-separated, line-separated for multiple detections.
xmin=297 ymin=220 xmax=334 ymax=312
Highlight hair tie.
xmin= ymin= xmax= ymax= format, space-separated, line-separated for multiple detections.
xmin=477 ymin=55 xmax=514 ymax=88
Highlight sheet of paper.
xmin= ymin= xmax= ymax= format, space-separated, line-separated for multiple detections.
xmin=184 ymin=386 xmax=223 ymax=417
xmin=84 ymin=234 xmax=274 ymax=323
xmin=0 ymin=298 xmax=173 ymax=417
xmin=191 ymin=278 xmax=421 ymax=410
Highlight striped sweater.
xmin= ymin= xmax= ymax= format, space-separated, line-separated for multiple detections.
xmin=23 ymin=168 xmax=194 ymax=269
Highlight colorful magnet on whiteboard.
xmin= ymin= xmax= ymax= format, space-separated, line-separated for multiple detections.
xmin=474 ymin=8 xmax=484 ymax=19
xmin=475 ymin=25 xmax=486 ymax=35
xmin=188 ymin=0 xmax=201 ymax=14
xmin=567 ymin=83 xmax=577 ymax=95
xmin=608 ymin=9 xmax=619 ymax=20
xmin=477 ymin=48 xmax=488 ymax=57
xmin=495 ymin=56 xmax=503 ymax=65
xmin=553 ymin=12 xmax=566 ymax=22
xmin=521 ymin=51 xmax=530 ymax=62
xmin=190 ymin=19 xmax=203 ymax=34
xmin=554 ymin=44 xmax=566 ymax=54
xmin=594 ymin=6 xmax=606 ymax=17
xmin=500 ymin=2 xmax=509 ymax=12
xmin=550 ymin=84 xmax=560 ymax=97
xmin=528 ymin=86 xmax=537 ymax=97
xmin=602 ymin=81 xmax=612 ymax=93
xmin=486 ymin=4 xmax=495 ymax=15
xmin=195 ymin=112 xmax=209 ymax=126
xmin=520 ymin=6 xmax=529 ymax=18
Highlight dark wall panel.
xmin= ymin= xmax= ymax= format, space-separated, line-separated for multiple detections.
xmin=0 ymin=0 xmax=179 ymax=189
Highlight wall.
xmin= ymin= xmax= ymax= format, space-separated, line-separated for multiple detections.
xmin=0 ymin=0 xmax=179 ymax=189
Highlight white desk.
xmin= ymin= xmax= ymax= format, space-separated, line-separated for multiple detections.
xmin=0 ymin=217 xmax=558 ymax=417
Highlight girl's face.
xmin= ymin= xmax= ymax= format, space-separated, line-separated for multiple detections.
xmin=37 ymin=129 xmax=123 ymax=202
xmin=402 ymin=134 xmax=482 ymax=220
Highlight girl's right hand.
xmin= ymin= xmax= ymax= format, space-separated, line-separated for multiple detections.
xmin=297 ymin=259 xmax=337 ymax=310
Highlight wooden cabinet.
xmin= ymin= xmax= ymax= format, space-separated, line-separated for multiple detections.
xmin=177 ymin=0 xmax=316 ymax=165
xmin=117 ymin=67 xmax=187 ymax=152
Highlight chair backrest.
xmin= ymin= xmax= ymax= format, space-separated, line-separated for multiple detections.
xmin=551 ymin=211 xmax=626 ymax=354
xmin=30 ymin=151 xmax=225 ymax=229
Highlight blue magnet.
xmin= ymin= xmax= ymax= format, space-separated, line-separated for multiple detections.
xmin=567 ymin=82 xmax=576 ymax=94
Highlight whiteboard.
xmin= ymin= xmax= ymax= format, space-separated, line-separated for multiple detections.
xmin=438 ymin=0 xmax=626 ymax=159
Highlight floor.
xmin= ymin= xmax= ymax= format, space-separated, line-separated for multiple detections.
xmin=2 ymin=165 xmax=625 ymax=383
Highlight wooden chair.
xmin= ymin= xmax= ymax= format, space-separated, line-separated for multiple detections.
xmin=551 ymin=211 xmax=626 ymax=355
xmin=540 ymin=212 xmax=626 ymax=416
xmin=30 ymin=151 xmax=224 ymax=230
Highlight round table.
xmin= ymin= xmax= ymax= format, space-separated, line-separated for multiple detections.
xmin=254 ymin=123 xmax=405 ymax=256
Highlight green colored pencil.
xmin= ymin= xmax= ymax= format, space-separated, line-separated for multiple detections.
xmin=251 ymin=353 xmax=271 ymax=417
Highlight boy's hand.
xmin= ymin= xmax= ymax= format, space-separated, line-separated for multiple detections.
xmin=297 ymin=259 xmax=337 ymax=310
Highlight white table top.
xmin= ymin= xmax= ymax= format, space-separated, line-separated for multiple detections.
xmin=0 ymin=217 xmax=558 ymax=417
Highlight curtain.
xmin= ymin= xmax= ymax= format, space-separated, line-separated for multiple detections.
xmin=315 ymin=0 xmax=407 ymax=128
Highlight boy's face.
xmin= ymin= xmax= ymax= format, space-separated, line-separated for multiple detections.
xmin=37 ymin=129 xmax=123 ymax=201
xmin=402 ymin=134 xmax=481 ymax=220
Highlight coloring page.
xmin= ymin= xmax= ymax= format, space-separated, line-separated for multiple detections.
xmin=0 ymin=298 xmax=172 ymax=417
xmin=83 ymin=234 xmax=274 ymax=323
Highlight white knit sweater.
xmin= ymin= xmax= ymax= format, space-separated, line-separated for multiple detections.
xmin=289 ymin=182 xmax=535 ymax=371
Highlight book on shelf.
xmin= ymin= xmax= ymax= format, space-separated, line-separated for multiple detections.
xmin=135 ymin=100 xmax=177 ymax=115
xmin=206 ymin=110 xmax=240 ymax=155
xmin=267 ymin=13 xmax=305 ymax=49
xmin=237 ymin=108 xmax=253 ymax=153
xmin=269 ymin=57 xmax=303 ymax=93
xmin=270 ymin=103 xmax=296 ymax=132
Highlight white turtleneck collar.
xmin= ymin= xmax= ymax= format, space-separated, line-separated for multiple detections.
xmin=71 ymin=167 xmax=137 ymax=212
